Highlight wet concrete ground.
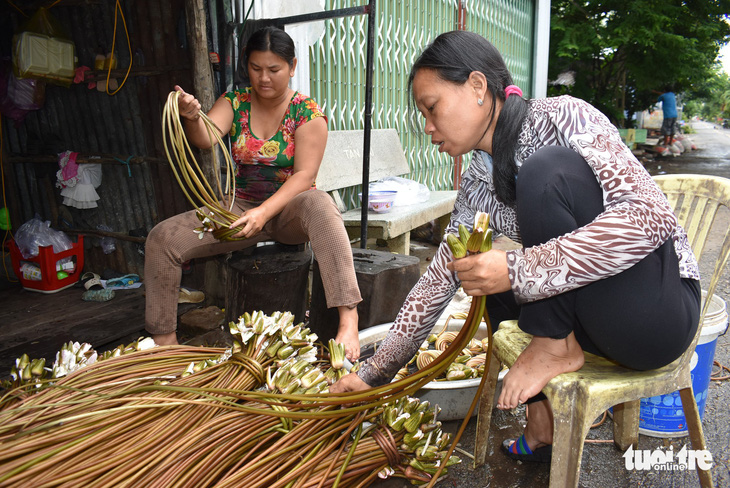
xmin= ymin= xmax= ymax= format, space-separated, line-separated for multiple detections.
xmin=371 ymin=120 xmax=730 ymax=488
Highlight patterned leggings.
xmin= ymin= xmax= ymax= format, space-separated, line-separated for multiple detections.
xmin=144 ymin=189 xmax=362 ymax=335
xmin=487 ymin=146 xmax=700 ymax=371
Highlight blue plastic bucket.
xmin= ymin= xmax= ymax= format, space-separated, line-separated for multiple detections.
xmin=638 ymin=291 xmax=728 ymax=437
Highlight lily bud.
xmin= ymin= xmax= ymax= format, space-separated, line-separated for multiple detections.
xmin=241 ymin=312 xmax=252 ymax=326
xmin=480 ymin=228 xmax=493 ymax=252
xmin=266 ymin=340 xmax=284 ymax=357
xmin=389 ymin=412 xmax=410 ymax=431
xmin=17 ymin=354 xmax=30 ymax=370
xmin=30 ymin=358 xmax=46 ymax=376
xmin=290 ymin=359 xmax=310 ymax=376
xmin=21 ymin=364 xmax=32 ymax=381
xmin=446 ymin=234 xmax=467 ymax=259
xmin=458 ymin=224 xmax=471 ymax=247
xmin=404 ymin=411 xmax=424 ymax=433
xmin=276 ymin=345 xmax=295 ymax=360
xmin=473 ymin=212 xmax=489 ymax=231
xmin=300 ymin=368 xmax=325 ymax=389
xmin=466 ymin=228 xmax=484 ymax=254
xmin=416 ymin=445 xmax=440 ymax=461
xmin=420 ymin=421 xmax=441 ymax=433
xmin=328 ymin=338 xmax=345 ymax=370
xmin=404 ymin=429 xmax=424 ymax=445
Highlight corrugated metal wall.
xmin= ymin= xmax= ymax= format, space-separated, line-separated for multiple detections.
xmin=1 ymin=0 xmax=195 ymax=276
xmin=309 ymin=0 xmax=536 ymax=209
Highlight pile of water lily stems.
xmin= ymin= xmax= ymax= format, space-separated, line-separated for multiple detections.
xmin=0 ymin=217 xmax=493 ymax=486
xmin=0 ymin=97 xmax=497 ymax=487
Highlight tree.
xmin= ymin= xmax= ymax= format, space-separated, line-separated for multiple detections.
xmin=683 ymin=70 xmax=730 ymax=121
xmin=548 ymin=0 xmax=730 ymax=127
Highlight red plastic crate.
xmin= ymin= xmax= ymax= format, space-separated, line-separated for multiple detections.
xmin=8 ymin=235 xmax=85 ymax=293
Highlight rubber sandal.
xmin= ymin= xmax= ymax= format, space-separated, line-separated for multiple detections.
xmin=501 ymin=435 xmax=552 ymax=463
xmin=82 ymin=288 xmax=115 ymax=302
xmin=106 ymin=274 xmax=140 ymax=288
xmin=178 ymin=287 xmax=204 ymax=304
xmin=81 ymin=272 xmax=103 ymax=290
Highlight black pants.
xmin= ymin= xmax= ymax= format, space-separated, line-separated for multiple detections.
xmin=487 ymin=146 xmax=700 ymax=371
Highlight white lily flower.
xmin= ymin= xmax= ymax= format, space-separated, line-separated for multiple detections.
xmin=86 ymin=351 xmax=98 ymax=365
xmin=298 ymin=348 xmax=317 ymax=364
xmin=136 ymin=337 xmax=157 ymax=350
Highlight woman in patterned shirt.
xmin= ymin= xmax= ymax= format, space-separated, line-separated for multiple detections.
xmin=332 ymin=30 xmax=701 ymax=463
xmin=145 ymin=26 xmax=362 ymax=360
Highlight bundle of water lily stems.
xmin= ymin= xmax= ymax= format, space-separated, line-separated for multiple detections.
xmin=0 ymin=296 xmax=489 ymax=487
xmin=0 ymin=222 xmax=492 ymax=487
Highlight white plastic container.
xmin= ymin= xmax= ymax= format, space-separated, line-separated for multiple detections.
xmin=14 ymin=32 xmax=76 ymax=82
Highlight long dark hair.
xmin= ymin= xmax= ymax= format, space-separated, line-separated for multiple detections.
xmin=407 ymin=30 xmax=528 ymax=205
xmin=242 ymin=26 xmax=296 ymax=74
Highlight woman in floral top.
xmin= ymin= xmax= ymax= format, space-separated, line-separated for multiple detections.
xmin=332 ymin=31 xmax=701 ymax=464
xmin=145 ymin=27 xmax=362 ymax=360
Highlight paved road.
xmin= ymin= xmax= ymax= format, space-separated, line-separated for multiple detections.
xmin=644 ymin=120 xmax=730 ymax=179
xmin=375 ymin=122 xmax=730 ymax=488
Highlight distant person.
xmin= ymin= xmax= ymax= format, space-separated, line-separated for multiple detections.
xmin=656 ymin=87 xmax=678 ymax=146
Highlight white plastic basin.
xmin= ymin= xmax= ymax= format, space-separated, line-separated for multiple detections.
xmin=358 ymin=318 xmax=506 ymax=420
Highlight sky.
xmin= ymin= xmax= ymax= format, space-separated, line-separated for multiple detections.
xmin=721 ymin=43 xmax=730 ymax=74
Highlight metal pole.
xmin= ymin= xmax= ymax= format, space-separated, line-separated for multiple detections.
xmin=268 ymin=6 xmax=369 ymax=27
xmin=453 ymin=0 xmax=467 ymax=190
xmin=360 ymin=0 xmax=376 ymax=248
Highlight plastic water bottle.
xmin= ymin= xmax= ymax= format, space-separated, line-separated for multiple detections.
xmin=20 ymin=263 xmax=42 ymax=280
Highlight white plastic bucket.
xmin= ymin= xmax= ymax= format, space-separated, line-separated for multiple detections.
xmin=639 ymin=291 xmax=728 ymax=437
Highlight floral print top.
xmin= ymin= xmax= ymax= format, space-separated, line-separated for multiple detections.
xmin=356 ymin=95 xmax=700 ymax=387
xmin=222 ymin=87 xmax=327 ymax=201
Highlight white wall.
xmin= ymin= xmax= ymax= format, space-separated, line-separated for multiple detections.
xmin=247 ymin=0 xmax=325 ymax=95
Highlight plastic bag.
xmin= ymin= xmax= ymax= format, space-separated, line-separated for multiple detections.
xmin=369 ymin=176 xmax=431 ymax=207
xmin=14 ymin=215 xmax=73 ymax=259
xmin=7 ymin=71 xmax=45 ymax=110
xmin=97 ymin=224 xmax=117 ymax=254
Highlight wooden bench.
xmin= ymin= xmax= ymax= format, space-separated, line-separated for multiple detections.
xmin=316 ymin=129 xmax=457 ymax=255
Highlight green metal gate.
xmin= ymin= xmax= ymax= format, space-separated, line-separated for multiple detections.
xmin=309 ymin=0 xmax=536 ymax=209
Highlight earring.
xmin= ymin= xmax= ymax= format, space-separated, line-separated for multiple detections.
xmin=477 ymin=98 xmax=484 ymax=106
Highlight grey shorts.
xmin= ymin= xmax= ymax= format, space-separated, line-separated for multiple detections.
xmin=661 ymin=117 xmax=677 ymax=136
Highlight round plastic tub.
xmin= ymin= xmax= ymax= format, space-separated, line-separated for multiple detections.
xmin=358 ymin=318 xmax=506 ymax=420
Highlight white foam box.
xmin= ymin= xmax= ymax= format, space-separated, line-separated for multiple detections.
xmin=14 ymin=32 xmax=75 ymax=80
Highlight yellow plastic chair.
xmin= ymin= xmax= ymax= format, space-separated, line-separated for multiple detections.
xmin=474 ymin=174 xmax=730 ymax=488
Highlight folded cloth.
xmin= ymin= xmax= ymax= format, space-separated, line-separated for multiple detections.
xmin=60 ymin=163 xmax=102 ymax=209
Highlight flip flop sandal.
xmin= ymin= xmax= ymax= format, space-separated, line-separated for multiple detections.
xmin=106 ymin=274 xmax=140 ymax=288
xmin=178 ymin=287 xmax=205 ymax=304
xmin=502 ymin=435 xmax=552 ymax=463
xmin=82 ymin=288 xmax=115 ymax=302
xmin=81 ymin=272 xmax=104 ymax=290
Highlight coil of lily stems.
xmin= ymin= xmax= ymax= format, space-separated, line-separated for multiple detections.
xmin=162 ymin=90 xmax=243 ymax=241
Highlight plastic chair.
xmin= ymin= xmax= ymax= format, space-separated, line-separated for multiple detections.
xmin=474 ymin=174 xmax=730 ymax=488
